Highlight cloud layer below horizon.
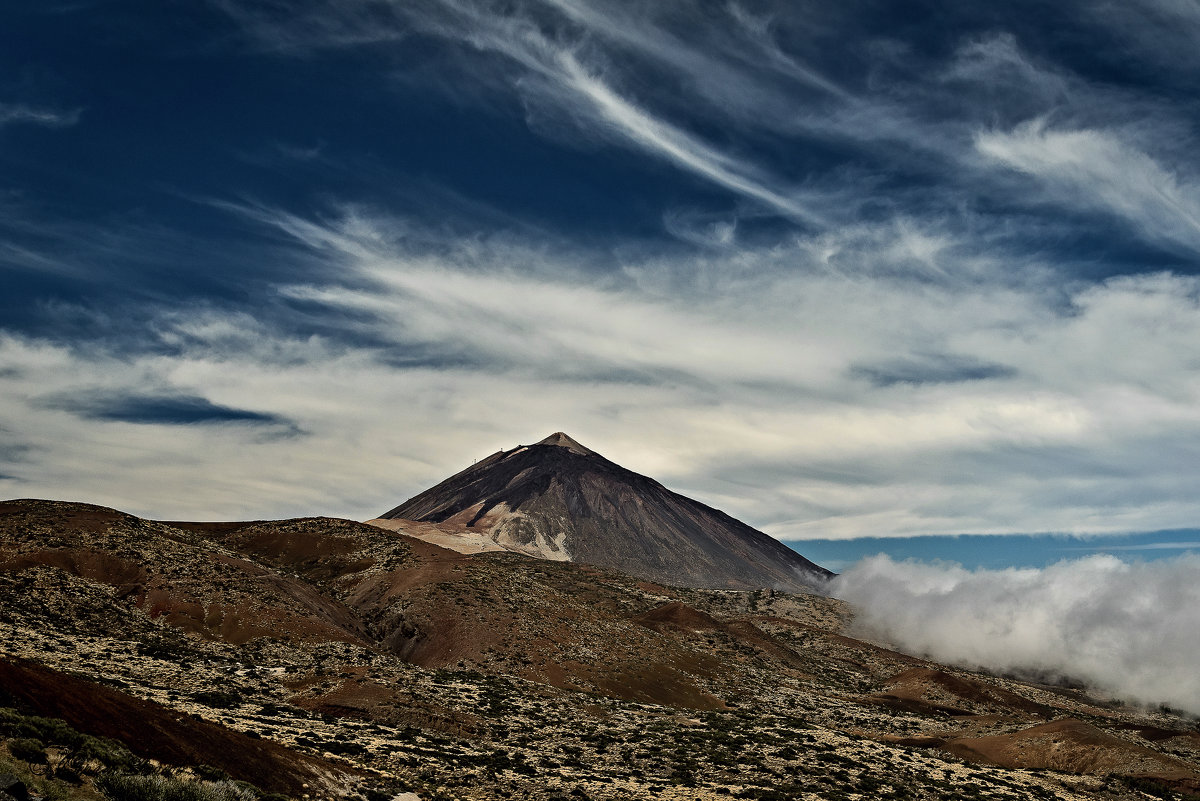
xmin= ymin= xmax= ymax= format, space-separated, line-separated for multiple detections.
xmin=834 ymin=554 xmax=1200 ymax=715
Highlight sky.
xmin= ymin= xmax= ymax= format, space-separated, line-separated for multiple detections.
xmin=792 ymin=530 xmax=1200 ymax=573
xmin=5 ymin=1 xmax=1200 ymax=563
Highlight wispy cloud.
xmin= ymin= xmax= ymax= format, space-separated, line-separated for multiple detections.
xmin=206 ymin=0 xmax=1200 ymax=251
xmin=0 ymin=102 xmax=81 ymax=129
xmin=977 ymin=120 xmax=1200 ymax=255
xmin=424 ymin=1 xmax=834 ymax=225
xmin=210 ymin=0 xmax=849 ymax=224
xmin=550 ymin=54 xmax=827 ymax=226
xmin=8 ymin=199 xmax=1200 ymax=538
xmin=834 ymin=554 xmax=1200 ymax=714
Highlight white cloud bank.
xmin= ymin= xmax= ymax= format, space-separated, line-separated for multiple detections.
xmin=834 ymin=554 xmax=1200 ymax=714
xmin=5 ymin=205 xmax=1200 ymax=537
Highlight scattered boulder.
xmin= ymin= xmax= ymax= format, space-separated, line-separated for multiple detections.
xmin=0 ymin=775 xmax=30 ymax=801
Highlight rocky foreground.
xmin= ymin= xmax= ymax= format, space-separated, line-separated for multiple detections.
xmin=2 ymin=499 xmax=1199 ymax=801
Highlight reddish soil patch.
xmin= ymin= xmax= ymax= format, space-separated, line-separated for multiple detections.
xmin=632 ymin=601 xmax=721 ymax=632
xmin=946 ymin=718 xmax=1199 ymax=779
xmin=591 ymin=663 xmax=727 ymax=711
xmin=140 ymin=576 xmax=369 ymax=647
xmin=721 ymin=619 xmax=810 ymax=669
xmin=633 ymin=603 xmax=808 ymax=671
xmin=875 ymin=668 xmax=1050 ymax=718
xmin=758 ymin=615 xmax=929 ymax=668
xmin=1119 ymin=723 xmax=1200 ymax=745
xmin=346 ymin=557 xmax=497 ymax=667
xmin=0 ymin=549 xmax=147 ymax=596
xmin=862 ymin=694 xmax=972 ymax=718
xmin=0 ymin=657 xmax=351 ymax=795
xmin=286 ymin=670 xmax=482 ymax=737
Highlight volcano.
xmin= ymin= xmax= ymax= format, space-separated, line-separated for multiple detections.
xmin=370 ymin=432 xmax=831 ymax=592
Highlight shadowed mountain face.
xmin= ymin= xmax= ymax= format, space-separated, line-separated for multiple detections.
xmin=376 ymin=432 xmax=832 ymax=592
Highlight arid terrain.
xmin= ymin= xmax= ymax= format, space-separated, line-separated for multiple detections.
xmin=2 ymin=498 xmax=1200 ymax=801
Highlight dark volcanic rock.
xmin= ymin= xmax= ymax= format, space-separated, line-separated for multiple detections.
xmin=0 ymin=775 xmax=29 ymax=801
xmin=379 ymin=432 xmax=832 ymax=592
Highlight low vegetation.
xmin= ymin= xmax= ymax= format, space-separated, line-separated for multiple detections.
xmin=3 ymin=499 xmax=1200 ymax=801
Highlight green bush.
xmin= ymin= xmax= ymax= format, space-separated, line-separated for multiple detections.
xmin=8 ymin=737 xmax=48 ymax=764
xmin=137 ymin=634 xmax=190 ymax=661
xmin=54 ymin=764 xmax=84 ymax=784
xmin=96 ymin=773 xmax=256 ymax=801
xmin=1115 ymin=776 xmax=1173 ymax=800
xmin=1 ymin=710 xmax=83 ymax=748
xmin=31 ymin=716 xmax=85 ymax=748
xmin=319 ymin=740 xmax=365 ymax=756
xmin=68 ymin=735 xmax=143 ymax=773
xmin=190 ymin=691 xmax=242 ymax=710
xmin=192 ymin=766 xmax=231 ymax=783
xmin=1 ymin=706 xmax=142 ymax=775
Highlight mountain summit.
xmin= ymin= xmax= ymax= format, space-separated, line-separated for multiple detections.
xmin=372 ymin=433 xmax=831 ymax=592
xmin=536 ymin=431 xmax=593 ymax=455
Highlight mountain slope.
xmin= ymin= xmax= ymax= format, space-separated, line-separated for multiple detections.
xmin=5 ymin=498 xmax=1200 ymax=801
xmin=373 ymin=432 xmax=831 ymax=592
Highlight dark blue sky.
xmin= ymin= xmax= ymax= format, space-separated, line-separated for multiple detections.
xmin=4 ymin=0 xmax=1200 ymax=561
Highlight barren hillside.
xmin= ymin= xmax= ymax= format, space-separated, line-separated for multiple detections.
xmin=3 ymin=498 xmax=1198 ymax=801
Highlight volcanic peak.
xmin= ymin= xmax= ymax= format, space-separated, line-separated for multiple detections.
xmin=375 ymin=432 xmax=832 ymax=592
xmin=534 ymin=431 xmax=593 ymax=456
